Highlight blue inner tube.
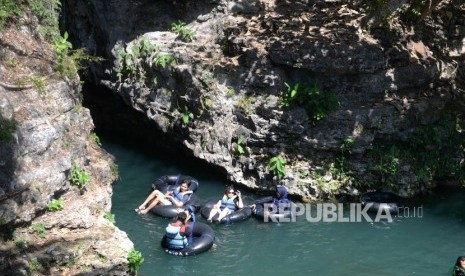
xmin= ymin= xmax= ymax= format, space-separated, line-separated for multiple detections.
xmin=200 ymin=199 xmax=252 ymax=224
xmin=360 ymin=191 xmax=400 ymax=213
xmin=150 ymin=175 xmax=200 ymax=218
xmin=161 ymin=222 xmax=215 ymax=256
xmin=252 ymin=196 xmax=294 ymax=221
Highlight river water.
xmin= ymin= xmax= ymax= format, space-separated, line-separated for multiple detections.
xmin=102 ymin=136 xmax=465 ymax=276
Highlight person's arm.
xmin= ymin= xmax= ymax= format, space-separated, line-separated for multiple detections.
xmin=168 ymin=194 xmax=185 ymax=207
xmin=180 ymin=223 xmax=192 ymax=237
xmin=180 ymin=213 xmax=192 ymax=236
xmin=214 ymin=200 xmax=222 ymax=208
xmin=236 ymin=190 xmax=244 ymax=209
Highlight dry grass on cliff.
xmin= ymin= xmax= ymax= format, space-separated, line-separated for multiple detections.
xmin=0 ymin=24 xmax=57 ymax=90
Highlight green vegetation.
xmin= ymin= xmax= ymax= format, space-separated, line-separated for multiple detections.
xmin=335 ymin=137 xmax=355 ymax=175
xmin=0 ymin=116 xmax=18 ymax=141
xmin=104 ymin=212 xmax=116 ymax=224
xmin=0 ymin=0 xmax=24 ymax=30
xmin=32 ymin=222 xmax=46 ymax=238
xmin=96 ymin=253 xmax=108 ymax=264
xmin=368 ymin=115 xmax=465 ymax=190
xmin=269 ymin=156 xmax=286 ymax=180
xmin=47 ymin=198 xmax=64 ymax=212
xmin=137 ymin=37 xmax=156 ymax=57
xmin=54 ymin=32 xmax=103 ymax=81
xmin=200 ymin=70 xmax=215 ymax=88
xmin=2 ymin=1 xmax=98 ymax=82
xmin=155 ymin=54 xmax=175 ymax=69
xmin=65 ymin=257 xmax=78 ymax=268
xmin=14 ymin=237 xmax=28 ymax=249
xmin=202 ymin=96 xmax=213 ymax=109
xmin=54 ymin=31 xmax=73 ymax=63
xmin=181 ymin=106 xmax=194 ymax=125
xmin=370 ymin=145 xmax=401 ymax=190
xmin=340 ymin=137 xmax=355 ymax=155
xmin=70 ymin=164 xmax=90 ymax=188
xmin=282 ymin=82 xmax=300 ymax=108
xmin=328 ymin=137 xmax=356 ymax=186
xmin=226 ymin=87 xmax=236 ymax=97
xmin=116 ymin=37 xmax=174 ymax=87
xmin=235 ymin=93 xmax=255 ymax=115
xmin=127 ymin=249 xmax=144 ymax=274
xmin=399 ymin=5 xmax=422 ymax=18
xmin=110 ymin=162 xmax=119 ymax=179
xmin=28 ymin=259 xmax=41 ymax=274
xmin=29 ymin=0 xmax=61 ymax=40
xmin=281 ymin=81 xmax=340 ymax=121
xmin=27 ymin=76 xmax=47 ymax=94
xmin=406 ymin=119 xmax=465 ymax=185
xmin=116 ymin=36 xmax=155 ymax=82
xmin=90 ymin=132 xmax=101 ymax=146
xmin=236 ymin=135 xmax=247 ymax=155
xmin=170 ymin=21 xmax=196 ymax=42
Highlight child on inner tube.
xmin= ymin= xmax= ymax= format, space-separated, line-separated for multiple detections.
xmin=164 ymin=210 xmax=194 ymax=250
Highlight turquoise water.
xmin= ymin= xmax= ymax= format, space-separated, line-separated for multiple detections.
xmin=103 ymin=137 xmax=465 ymax=276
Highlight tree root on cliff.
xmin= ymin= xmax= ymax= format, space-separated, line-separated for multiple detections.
xmin=0 ymin=81 xmax=33 ymax=90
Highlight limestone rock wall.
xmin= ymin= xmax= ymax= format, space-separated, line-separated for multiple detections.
xmin=63 ymin=0 xmax=465 ymax=199
xmin=0 ymin=14 xmax=132 ymax=276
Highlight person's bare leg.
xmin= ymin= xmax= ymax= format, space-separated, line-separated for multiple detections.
xmin=217 ymin=208 xmax=232 ymax=222
xmin=140 ymin=197 xmax=162 ymax=214
xmin=207 ymin=206 xmax=220 ymax=222
xmin=137 ymin=190 xmax=163 ymax=210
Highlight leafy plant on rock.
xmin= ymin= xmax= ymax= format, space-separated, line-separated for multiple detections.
xmin=47 ymin=198 xmax=64 ymax=212
xmin=269 ymin=156 xmax=286 ymax=180
xmin=54 ymin=32 xmax=102 ymax=81
xmin=281 ymin=81 xmax=340 ymax=121
xmin=236 ymin=135 xmax=247 ymax=155
xmin=155 ymin=54 xmax=175 ymax=69
xmin=181 ymin=106 xmax=194 ymax=125
xmin=104 ymin=212 xmax=116 ymax=224
xmin=170 ymin=21 xmax=196 ymax=42
xmin=32 ymin=223 xmax=46 ymax=238
xmin=127 ymin=249 xmax=144 ymax=274
xmin=70 ymin=164 xmax=90 ymax=188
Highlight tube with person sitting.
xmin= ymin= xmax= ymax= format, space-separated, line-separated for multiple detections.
xmin=161 ymin=208 xmax=215 ymax=256
xmin=163 ymin=210 xmax=193 ymax=250
xmin=250 ymin=185 xmax=294 ymax=221
xmin=206 ymin=186 xmax=244 ymax=222
xmin=135 ymin=180 xmax=193 ymax=214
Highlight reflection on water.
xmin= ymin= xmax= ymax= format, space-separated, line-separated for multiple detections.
xmin=103 ymin=137 xmax=465 ymax=276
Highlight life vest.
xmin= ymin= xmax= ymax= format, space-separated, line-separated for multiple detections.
xmin=453 ymin=265 xmax=465 ymax=276
xmin=173 ymin=187 xmax=193 ymax=202
xmin=273 ymin=197 xmax=291 ymax=213
xmin=220 ymin=195 xmax=237 ymax=211
xmin=165 ymin=223 xmax=188 ymax=249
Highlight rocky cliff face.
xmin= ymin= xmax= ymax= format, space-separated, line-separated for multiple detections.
xmin=0 ymin=14 xmax=132 ymax=276
xmin=63 ymin=0 xmax=465 ymax=199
